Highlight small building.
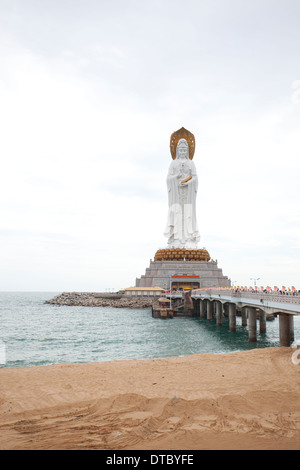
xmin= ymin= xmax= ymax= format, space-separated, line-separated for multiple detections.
xmin=124 ymin=286 xmax=165 ymax=297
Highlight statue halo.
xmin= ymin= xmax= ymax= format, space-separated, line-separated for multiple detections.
xmin=170 ymin=127 xmax=195 ymax=160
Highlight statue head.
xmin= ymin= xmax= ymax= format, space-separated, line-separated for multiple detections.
xmin=176 ymin=138 xmax=189 ymax=160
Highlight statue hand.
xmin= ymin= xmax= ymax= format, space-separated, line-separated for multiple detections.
xmin=181 ymin=175 xmax=192 ymax=186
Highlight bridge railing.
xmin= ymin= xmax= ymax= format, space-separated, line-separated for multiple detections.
xmin=192 ymin=288 xmax=300 ymax=305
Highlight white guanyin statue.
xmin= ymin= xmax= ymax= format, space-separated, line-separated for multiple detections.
xmin=164 ymin=129 xmax=200 ymax=249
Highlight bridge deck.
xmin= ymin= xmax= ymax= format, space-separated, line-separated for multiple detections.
xmin=167 ymin=289 xmax=300 ymax=315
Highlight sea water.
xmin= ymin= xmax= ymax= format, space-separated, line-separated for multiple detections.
xmin=1 ymin=292 xmax=299 ymax=368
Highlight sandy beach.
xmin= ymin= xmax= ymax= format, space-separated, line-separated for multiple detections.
xmin=0 ymin=347 xmax=299 ymax=450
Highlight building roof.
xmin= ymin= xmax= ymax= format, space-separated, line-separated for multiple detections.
xmin=125 ymin=286 xmax=164 ymax=291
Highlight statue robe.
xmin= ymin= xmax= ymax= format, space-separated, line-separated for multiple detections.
xmin=164 ymin=158 xmax=200 ymax=248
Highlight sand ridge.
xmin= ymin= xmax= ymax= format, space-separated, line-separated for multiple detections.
xmin=0 ymin=347 xmax=299 ymax=450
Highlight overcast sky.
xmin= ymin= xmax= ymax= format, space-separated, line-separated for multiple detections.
xmin=0 ymin=0 xmax=300 ymax=291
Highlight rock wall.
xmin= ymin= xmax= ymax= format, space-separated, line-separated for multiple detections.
xmin=45 ymin=292 xmax=155 ymax=309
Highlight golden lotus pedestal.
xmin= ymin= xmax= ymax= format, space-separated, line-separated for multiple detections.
xmin=154 ymin=248 xmax=210 ymax=262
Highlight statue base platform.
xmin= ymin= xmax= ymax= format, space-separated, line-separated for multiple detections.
xmin=136 ymin=255 xmax=230 ymax=290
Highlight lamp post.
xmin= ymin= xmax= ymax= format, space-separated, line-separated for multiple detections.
xmin=169 ymin=275 xmax=172 ymax=309
xmin=250 ymin=277 xmax=261 ymax=287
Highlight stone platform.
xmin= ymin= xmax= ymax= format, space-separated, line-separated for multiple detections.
xmin=136 ymin=259 xmax=230 ymax=290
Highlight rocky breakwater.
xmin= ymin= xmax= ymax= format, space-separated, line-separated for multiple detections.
xmin=45 ymin=292 xmax=155 ymax=309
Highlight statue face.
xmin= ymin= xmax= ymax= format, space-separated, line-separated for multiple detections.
xmin=177 ymin=144 xmax=188 ymax=160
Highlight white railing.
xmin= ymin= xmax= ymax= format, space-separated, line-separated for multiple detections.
xmin=192 ymin=288 xmax=300 ymax=305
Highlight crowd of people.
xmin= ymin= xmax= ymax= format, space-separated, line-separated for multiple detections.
xmin=191 ymin=286 xmax=300 ymax=296
xmin=232 ymin=286 xmax=300 ymax=296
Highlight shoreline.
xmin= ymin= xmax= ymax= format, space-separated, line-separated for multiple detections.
xmin=1 ymin=347 xmax=299 ymax=450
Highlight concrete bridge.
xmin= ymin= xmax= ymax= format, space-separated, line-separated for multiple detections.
xmin=168 ymin=288 xmax=300 ymax=346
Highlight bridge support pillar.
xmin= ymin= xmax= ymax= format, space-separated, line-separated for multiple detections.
xmin=248 ymin=307 xmax=257 ymax=342
xmin=216 ymin=301 xmax=222 ymax=327
xmin=207 ymin=301 xmax=213 ymax=321
xmin=194 ymin=299 xmax=200 ymax=317
xmin=241 ymin=307 xmax=247 ymax=326
xmin=203 ymin=299 xmax=207 ymax=317
xmin=229 ymin=303 xmax=236 ymax=332
xmin=279 ymin=313 xmax=294 ymax=347
xmin=199 ymin=300 xmax=205 ymax=318
xmin=289 ymin=315 xmax=295 ymax=343
xmin=259 ymin=310 xmax=266 ymax=334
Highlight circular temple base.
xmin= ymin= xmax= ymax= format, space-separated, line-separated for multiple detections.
xmin=154 ymin=248 xmax=210 ymax=262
